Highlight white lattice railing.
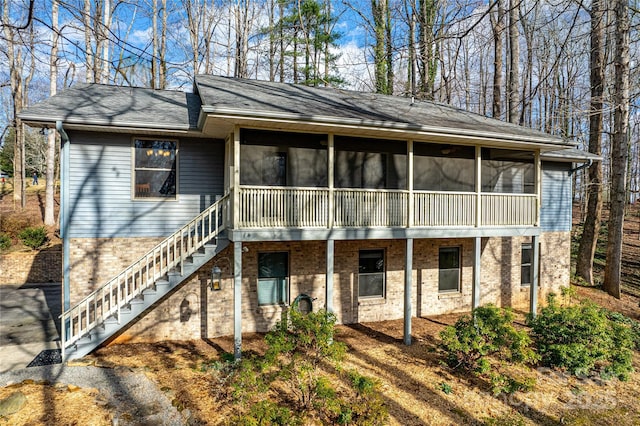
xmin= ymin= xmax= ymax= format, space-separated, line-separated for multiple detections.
xmin=333 ymin=188 xmax=408 ymax=227
xmin=61 ymin=195 xmax=229 ymax=355
xmin=481 ymin=193 xmax=537 ymax=226
xmin=413 ymin=191 xmax=477 ymax=227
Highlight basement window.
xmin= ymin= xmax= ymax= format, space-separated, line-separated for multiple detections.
xmin=439 ymin=247 xmax=461 ymax=293
xmin=257 ymin=252 xmax=289 ymax=305
xmin=359 ymin=249 xmax=385 ymax=298
xmin=133 ymin=138 xmax=178 ymax=199
xmin=521 ymin=244 xmax=532 ymax=286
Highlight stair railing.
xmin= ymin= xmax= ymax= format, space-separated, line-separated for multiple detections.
xmin=60 ymin=194 xmax=229 ymax=358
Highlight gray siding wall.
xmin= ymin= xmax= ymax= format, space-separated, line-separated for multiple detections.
xmin=540 ymin=161 xmax=572 ymax=232
xmin=68 ymin=131 xmax=224 ymax=238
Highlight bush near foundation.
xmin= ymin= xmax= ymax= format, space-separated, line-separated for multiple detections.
xmin=527 ymin=293 xmax=635 ymax=380
xmin=440 ymin=304 xmax=538 ymax=375
xmin=221 ymin=308 xmax=388 ymax=425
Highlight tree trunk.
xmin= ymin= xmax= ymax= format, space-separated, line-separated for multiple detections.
xmin=159 ymin=0 xmax=168 ymax=88
xmin=372 ymin=0 xmax=389 ymax=94
xmin=84 ymin=0 xmax=95 ymax=83
xmin=507 ymin=0 xmax=519 ymax=124
xmin=45 ymin=0 xmax=60 ymax=226
xmin=604 ymin=0 xmax=630 ymax=299
xmin=491 ymin=0 xmax=505 ymax=119
xmin=576 ymin=0 xmax=605 ymax=285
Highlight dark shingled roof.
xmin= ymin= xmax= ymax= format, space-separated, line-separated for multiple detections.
xmin=195 ymin=75 xmax=573 ymax=147
xmin=541 ymin=147 xmax=602 ymax=162
xmin=19 ymin=83 xmax=201 ymax=130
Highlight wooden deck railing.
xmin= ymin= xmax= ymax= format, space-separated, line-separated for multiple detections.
xmin=481 ymin=193 xmax=537 ymax=226
xmin=239 ymin=186 xmax=329 ymax=227
xmin=237 ymin=186 xmax=537 ymax=228
xmin=413 ymin=191 xmax=476 ymax=227
xmin=334 ymin=188 xmax=407 ymax=227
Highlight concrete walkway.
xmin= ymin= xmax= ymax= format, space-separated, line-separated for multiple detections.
xmin=0 ymin=283 xmax=61 ymax=373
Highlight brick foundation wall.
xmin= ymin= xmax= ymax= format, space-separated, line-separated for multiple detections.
xmin=101 ymin=233 xmax=572 ymax=343
xmin=69 ymin=237 xmax=162 ymax=305
xmin=0 ymin=247 xmax=62 ymax=284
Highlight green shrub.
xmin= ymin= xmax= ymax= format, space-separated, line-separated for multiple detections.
xmin=0 ymin=233 xmax=10 ymax=251
xmin=217 ymin=309 xmax=387 ymax=425
xmin=228 ymin=400 xmax=298 ymax=426
xmin=489 ymin=373 xmax=536 ymax=396
xmin=528 ymin=294 xmax=634 ymax=380
xmin=439 ymin=304 xmax=538 ymax=374
xmin=607 ymin=311 xmax=640 ymax=351
xmin=345 ymin=370 xmax=389 ymax=425
xmin=264 ymin=308 xmax=346 ymax=409
xmin=18 ymin=226 xmax=48 ymax=250
xmin=438 ymin=382 xmax=453 ymax=394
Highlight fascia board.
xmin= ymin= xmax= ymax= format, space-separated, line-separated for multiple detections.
xmin=201 ymin=106 xmax=575 ymax=150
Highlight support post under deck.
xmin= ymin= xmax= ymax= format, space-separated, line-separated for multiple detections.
xmin=404 ymin=238 xmax=413 ymax=346
xmin=234 ymin=241 xmax=243 ymax=359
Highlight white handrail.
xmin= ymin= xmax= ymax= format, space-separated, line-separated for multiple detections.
xmin=61 ymin=195 xmax=229 ymax=356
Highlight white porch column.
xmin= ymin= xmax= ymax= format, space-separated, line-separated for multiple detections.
xmin=327 ymin=134 xmax=334 ymax=228
xmin=233 ymin=241 xmax=243 ymax=359
xmin=404 ymin=238 xmax=413 ymax=345
xmin=407 ymin=140 xmax=414 ymax=228
xmin=472 ymin=236 xmax=481 ymax=309
xmin=475 ymin=145 xmax=482 ymax=227
xmin=326 ymin=239 xmax=334 ymax=313
xmin=535 ymin=150 xmax=541 ymax=226
xmin=232 ymin=125 xmax=241 ymax=229
xmin=529 ymin=235 xmax=540 ymax=317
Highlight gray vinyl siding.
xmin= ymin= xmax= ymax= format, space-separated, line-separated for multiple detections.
xmin=67 ymin=131 xmax=224 ymax=238
xmin=540 ymin=161 xmax=572 ymax=232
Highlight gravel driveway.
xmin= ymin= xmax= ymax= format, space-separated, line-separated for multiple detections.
xmin=0 ymin=363 xmax=187 ymax=425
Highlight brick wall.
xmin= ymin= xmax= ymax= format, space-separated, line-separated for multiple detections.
xmin=0 ymin=247 xmax=62 ymax=284
xmin=103 ymin=233 xmax=572 ymax=343
xmin=68 ymin=237 xmax=163 ymax=305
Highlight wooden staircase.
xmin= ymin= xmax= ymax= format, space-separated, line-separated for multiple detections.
xmin=60 ymin=195 xmax=229 ymax=360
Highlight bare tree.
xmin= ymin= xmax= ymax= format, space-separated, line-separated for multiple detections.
xmin=506 ymin=0 xmax=519 ymax=123
xmin=2 ymin=0 xmax=30 ymax=209
xmin=490 ymin=0 xmax=505 ymax=119
xmin=604 ymin=0 xmax=630 ymax=299
xmin=45 ymin=0 xmax=60 ymax=226
xmin=576 ymin=0 xmax=606 ymax=286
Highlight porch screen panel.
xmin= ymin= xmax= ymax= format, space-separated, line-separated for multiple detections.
xmin=481 ymin=148 xmax=535 ymax=194
xmin=334 ymin=136 xmax=406 ymax=189
xmin=413 ymin=143 xmax=475 ymax=191
xmin=240 ymin=129 xmax=327 ymax=187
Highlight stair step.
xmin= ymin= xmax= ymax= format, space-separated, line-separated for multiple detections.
xmin=142 ymin=288 xmax=157 ymax=296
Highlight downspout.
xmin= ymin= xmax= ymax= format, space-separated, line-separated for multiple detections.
xmin=56 ymin=120 xmax=70 ymax=315
xmin=569 ymin=158 xmax=593 ymax=175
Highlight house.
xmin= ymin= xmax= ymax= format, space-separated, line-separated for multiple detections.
xmin=19 ymin=76 xmax=598 ymax=360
